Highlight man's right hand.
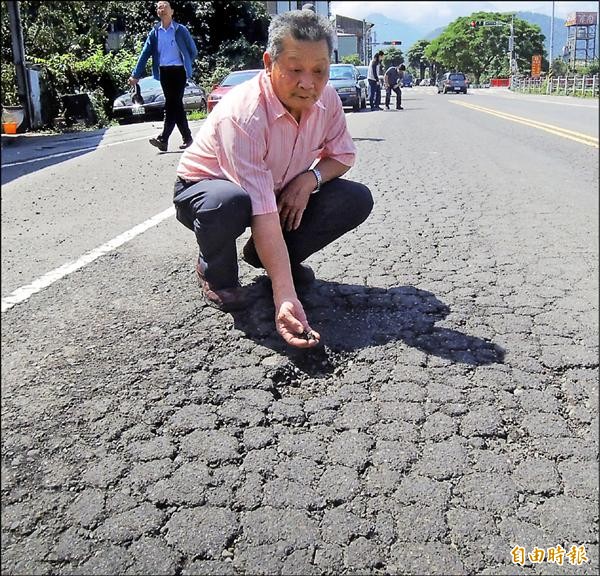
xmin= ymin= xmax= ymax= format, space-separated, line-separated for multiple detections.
xmin=128 ymin=77 xmax=139 ymax=86
xmin=275 ymin=299 xmax=321 ymax=349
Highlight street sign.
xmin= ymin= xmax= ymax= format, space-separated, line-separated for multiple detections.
xmin=531 ymin=54 xmax=542 ymax=77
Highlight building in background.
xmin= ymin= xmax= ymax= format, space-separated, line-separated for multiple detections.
xmin=334 ymin=15 xmax=373 ymax=63
xmin=259 ymin=2 xmax=374 ymax=64
xmin=261 ymin=1 xmax=329 ymax=18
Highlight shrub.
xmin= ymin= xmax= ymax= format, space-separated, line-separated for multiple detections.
xmin=341 ymin=54 xmax=361 ymax=66
xmin=198 ymin=65 xmax=232 ymax=95
xmin=1 ymin=63 xmax=19 ymax=106
xmin=31 ymin=43 xmax=139 ymax=126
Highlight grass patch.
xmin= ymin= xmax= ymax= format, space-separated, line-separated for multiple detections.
xmin=187 ymin=110 xmax=207 ymax=121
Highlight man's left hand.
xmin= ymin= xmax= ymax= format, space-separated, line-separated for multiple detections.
xmin=277 ymin=172 xmax=314 ymax=232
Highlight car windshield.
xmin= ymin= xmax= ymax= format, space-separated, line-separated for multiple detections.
xmin=221 ymin=71 xmax=260 ymax=86
xmin=356 ymin=66 xmax=368 ymax=76
xmin=329 ymin=67 xmax=354 ymax=80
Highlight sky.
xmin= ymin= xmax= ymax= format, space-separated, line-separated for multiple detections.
xmin=329 ymin=1 xmax=600 ymax=30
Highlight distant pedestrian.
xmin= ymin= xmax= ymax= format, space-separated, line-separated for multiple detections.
xmin=384 ymin=63 xmax=405 ymax=110
xmin=367 ymin=50 xmax=384 ymax=110
xmin=129 ymin=1 xmax=198 ymax=152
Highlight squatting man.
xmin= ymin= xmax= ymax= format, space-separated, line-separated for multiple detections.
xmin=173 ymin=9 xmax=373 ymax=349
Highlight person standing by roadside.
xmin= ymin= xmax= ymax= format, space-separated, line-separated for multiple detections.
xmin=129 ymin=1 xmax=198 ymax=151
xmin=173 ymin=9 xmax=373 ymax=349
xmin=367 ymin=50 xmax=384 ymax=111
xmin=384 ymin=63 xmax=404 ymax=110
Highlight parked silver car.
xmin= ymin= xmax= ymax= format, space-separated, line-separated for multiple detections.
xmin=437 ymin=72 xmax=468 ymax=94
xmin=112 ymin=76 xmax=207 ymax=122
xmin=328 ymin=64 xmax=367 ymax=111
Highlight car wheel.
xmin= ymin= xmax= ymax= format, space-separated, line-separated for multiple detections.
xmin=353 ymin=91 xmax=360 ymax=111
xmin=361 ymin=92 xmax=367 ymax=109
xmin=199 ymin=97 xmax=207 ymax=112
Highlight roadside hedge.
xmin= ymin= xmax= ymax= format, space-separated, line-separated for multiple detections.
xmin=29 ymin=43 xmax=140 ymax=126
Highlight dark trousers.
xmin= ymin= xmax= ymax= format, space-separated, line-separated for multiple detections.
xmin=368 ymin=79 xmax=381 ymax=109
xmin=385 ymin=86 xmax=402 ymax=108
xmin=174 ymin=177 xmax=373 ymax=289
xmin=159 ymin=65 xmax=192 ymax=142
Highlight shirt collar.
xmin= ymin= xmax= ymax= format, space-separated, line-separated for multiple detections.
xmin=159 ymin=21 xmax=175 ymax=32
xmin=259 ymin=71 xmax=327 ymax=124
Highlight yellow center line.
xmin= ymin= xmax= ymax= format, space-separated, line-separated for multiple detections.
xmin=449 ymin=100 xmax=599 ymax=148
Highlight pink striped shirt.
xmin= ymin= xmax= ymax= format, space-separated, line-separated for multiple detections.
xmin=177 ymin=70 xmax=356 ymax=215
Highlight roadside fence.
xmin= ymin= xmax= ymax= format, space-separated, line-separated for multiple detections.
xmin=510 ymin=74 xmax=599 ymax=98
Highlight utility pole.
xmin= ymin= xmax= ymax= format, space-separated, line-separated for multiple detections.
xmin=509 ymin=14 xmax=517 ymax=76
xmin=550 ymin=1 xmax=555 ymax=63
xmin=362 ymin=21 xmax=374 ymax=64
xmin=6 ymin=0 xmax=33 ymax=131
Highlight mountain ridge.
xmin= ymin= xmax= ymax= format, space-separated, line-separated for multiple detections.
xmin=365 ymin=10 xmax=583 ymax=57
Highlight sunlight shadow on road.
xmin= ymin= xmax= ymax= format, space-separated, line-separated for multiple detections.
xmin=229 ymin=278 xmax=505 ymax=367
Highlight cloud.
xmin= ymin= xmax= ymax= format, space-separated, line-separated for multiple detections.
xmin=330 ymin=1 xmax=599 ymax=30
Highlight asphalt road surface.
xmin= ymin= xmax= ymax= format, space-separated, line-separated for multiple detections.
xmin=1 ymin=87 xmax=598 ymax=575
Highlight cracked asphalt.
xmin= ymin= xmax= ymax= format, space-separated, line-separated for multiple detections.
xmin=1 ymin=89 xmax=598 ymax=575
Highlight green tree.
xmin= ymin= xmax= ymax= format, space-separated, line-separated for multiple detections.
xmin=341 ymin=54 xmax=361 ymax=65
xmin=406 ymin=39 xmax=430 ymax=79
xmin=3 ymin=1 xmax=270 ymax=67
xmin=1 ymin=1 xmax=270 ymax=117
xmin=425 ymin=12 xmax=545 ymax=83
xmin=381 ymin=46 xmax=403 ymax=68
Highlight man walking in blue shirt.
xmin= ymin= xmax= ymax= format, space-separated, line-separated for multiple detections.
xmin=129 ymin=1 xmax=198 ymax=151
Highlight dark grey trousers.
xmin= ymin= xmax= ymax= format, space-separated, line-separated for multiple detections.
xmin=173 ymin=177 xmax=373 ymax=289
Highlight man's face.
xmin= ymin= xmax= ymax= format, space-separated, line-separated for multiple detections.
xmin=156 ymin=1 xmax=173 ymax=19
xmin=264 ymin=37 xmax=330 ymax=119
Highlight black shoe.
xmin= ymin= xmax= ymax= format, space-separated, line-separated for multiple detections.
xmin=179 ymin=138 xmax=193 ymax=150
xmin=242 ymin=238 xmax=315 ymax=285
xmin=196 ymin=260 xmax=248 ymax=311
xmin=149 ymin=137 xmax=167 ymax=152
xmin=291 ymin=263 xmax=316 ymax=285
xmin=385 ymin=105 xmax=390 ymax=110
xmin=397 ymin=106 xmax=404 ymax=110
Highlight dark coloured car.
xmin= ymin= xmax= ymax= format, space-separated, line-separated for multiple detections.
xmin=437 ymin=72 xmax=468 ymax=94
xmin=207 ymin=69 xmax=262 ymax=113
xmin=328 ymin=63 xmax=367 ymax=111
xmin=112 ymin=76 xmax=206 ymax=122
xmin=401 ymin=72 xmax=413 ymax=87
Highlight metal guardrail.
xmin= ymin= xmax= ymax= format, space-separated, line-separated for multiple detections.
xmin=510 ymin=75 xmax=599 ymax=98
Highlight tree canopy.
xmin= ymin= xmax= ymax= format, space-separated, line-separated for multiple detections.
xmin=1 ymin=1 xmax=270 ymax=112
xmin=406 ymin=39 xmax=430 ymax=79
xmin=381 ymin=46 xmax=403 ymax=68
xmin=2 ymin=1 xmax=270 ymax=70
xmin=424 ymin=12 xmax=545 ymax=83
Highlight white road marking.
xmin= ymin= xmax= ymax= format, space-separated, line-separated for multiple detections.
xmin=1 ymin=206 xmax=175 ymax=312
xmin=1 ymin=135 xmax=152 ymax=168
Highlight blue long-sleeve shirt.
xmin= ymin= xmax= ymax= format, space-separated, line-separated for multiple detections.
xmin=132 ymin=21 xmax=198 ymax=80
